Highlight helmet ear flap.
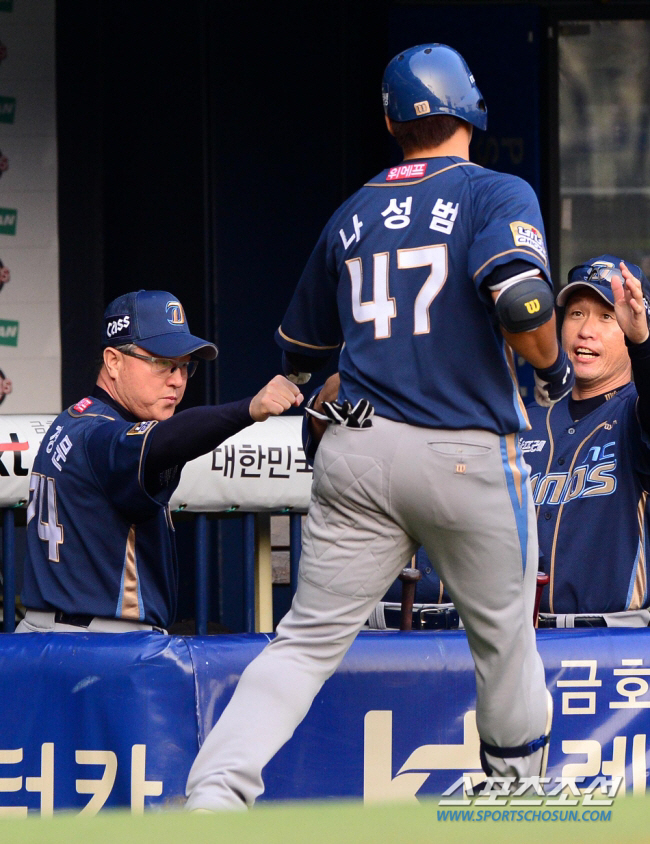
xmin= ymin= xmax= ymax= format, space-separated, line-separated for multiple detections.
xmin=382 ymin=43 xmax=488 ymax=131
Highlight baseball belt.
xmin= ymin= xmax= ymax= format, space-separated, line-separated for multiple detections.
xmin=55 ymin=610 xmax=97 ymax=627
xmin=22 ymin=608 xmax=166 ymax=633
xmin=383 ymin=606 xmax=460 ymax=630
xmin=54 ymin=610 xmax=166 ymax=632
xmin=537 ymin=615 xmax=606 ymax=628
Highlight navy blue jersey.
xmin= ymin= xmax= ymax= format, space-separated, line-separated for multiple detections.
xmin=524 ymin=383 xmax=650 ymax=614
xmin=277 ymin=157 xmax=552 ymax=434
xmin=22 ymin=396 xmax=181 ymax=627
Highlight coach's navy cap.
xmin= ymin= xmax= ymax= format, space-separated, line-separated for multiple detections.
xmin=557 ymin=254 xmax=650 ymax=319
xmin=102 ymin=290 xmax=218 ymax=359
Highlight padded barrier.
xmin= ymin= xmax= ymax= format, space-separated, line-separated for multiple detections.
xmin=0 ymin=628 xmax=648 ymax=814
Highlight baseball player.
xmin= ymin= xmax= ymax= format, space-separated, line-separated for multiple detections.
xmin=185 ymin=43 xmax=571 ymax=809
xmin=525 ymin=256 xmax=650 ymax=626
xmin=17 ymin=290 xmax=301 ymax=633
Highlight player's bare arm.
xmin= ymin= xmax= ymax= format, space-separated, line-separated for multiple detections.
xmin=249 ymin=374 xmax=303 ymax=421
xmin=490 ymin=280 xmax=574 ymax=406
xmin=612 ymin=261 xmax=650 ymax=345
xmin=500 ymin=313 xmax=561 ymax=370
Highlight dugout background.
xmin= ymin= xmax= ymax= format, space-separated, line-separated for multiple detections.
xmin=52 ymin=0 xmax=650 ymax=631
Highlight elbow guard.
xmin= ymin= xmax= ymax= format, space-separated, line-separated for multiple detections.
xmin=494 ymin=278 xmax=555 ymax=333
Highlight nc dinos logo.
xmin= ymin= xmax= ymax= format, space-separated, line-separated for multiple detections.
xmin=166 ymin=300 xmax=185 ymax=325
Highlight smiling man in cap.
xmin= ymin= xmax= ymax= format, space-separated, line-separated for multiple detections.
xmin=524 ymin=255 xmax=650 ymax=626
xmin=17 ymin=290 xmax=302 ymax=633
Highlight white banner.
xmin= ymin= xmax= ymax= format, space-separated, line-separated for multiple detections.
xmin=0 ymin=415 xmax=313 ymax=511
xmin=0 ymin=412 xmax=54 ymax=505
xmin=0 ymin=0 xmax=60 ymax=413
xmin=170 ymin=416 xmax=313 ymax=512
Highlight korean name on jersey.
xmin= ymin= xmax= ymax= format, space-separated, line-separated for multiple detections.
xmin=277 ymin=157 xmax=551 ymax=436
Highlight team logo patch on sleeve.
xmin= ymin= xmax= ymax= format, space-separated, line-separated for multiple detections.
xmin=127 ymin=420 xmax=157 ymax=435
xmin=73 ymin=398 xmax=93 ymax=413
xmin=509 ymin=222 xmax=548 ymax=264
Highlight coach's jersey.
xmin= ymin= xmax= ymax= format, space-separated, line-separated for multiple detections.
xmin=22 ymin=396 xmax=181 ymax=627
xmin=524 ymin=384 xmax=650 ymax=614
xmin=277 ymin=157 xmax=552 ymax=434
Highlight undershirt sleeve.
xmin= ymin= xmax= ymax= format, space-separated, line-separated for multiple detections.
xmin=627 ymin=335 xmax=650 ymax=435
xmin=144 ymin=398 xmax=254 ymax=493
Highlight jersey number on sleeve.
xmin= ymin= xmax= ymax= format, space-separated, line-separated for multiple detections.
xmin=346 ymin=244 xmax=448 ymax=338
xmin=27 ymin=472 xmax=64 ymax=562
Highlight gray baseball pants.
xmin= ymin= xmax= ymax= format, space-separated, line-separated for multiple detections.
xmin=185 ymin=417 xmax=549 ymax=810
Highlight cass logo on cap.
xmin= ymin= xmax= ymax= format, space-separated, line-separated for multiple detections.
xmin=166 ymin=301 xmax=185 ymax=326
xmin=105 ymin=314 xmax=131 ymax=339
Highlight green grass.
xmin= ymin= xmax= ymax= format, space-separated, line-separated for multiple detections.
xmin=0 ymin=796 xmax=647 ymax=844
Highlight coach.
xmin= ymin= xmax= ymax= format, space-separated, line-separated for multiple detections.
xmin=526 ymin=255 xmax=650 ymax=627
xmin=373 ymin=256 xmax=650 ymax=628
xmin=17 ymin=290 xmax=301 ymax=633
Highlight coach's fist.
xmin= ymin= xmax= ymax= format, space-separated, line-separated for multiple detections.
xmin=249 ymin=375 xmax=303 ymax=421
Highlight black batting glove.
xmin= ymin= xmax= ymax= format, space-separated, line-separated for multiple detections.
xmin=305 ymin=398 xmax=374 ymax=428
xmin=533 ymin=347 xmax=575 ymax=407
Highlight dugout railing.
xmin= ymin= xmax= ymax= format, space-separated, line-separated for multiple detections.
xmin=0 ymin=415 xmax=311 ymax=634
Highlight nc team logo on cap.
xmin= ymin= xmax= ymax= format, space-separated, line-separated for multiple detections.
xmin=166 ymin=301 xmax=185 ymax=326
xmin=559 ymin=255 xmax=650 ymax=320
xmin=101 ymin=289 xmax=218 ymax=359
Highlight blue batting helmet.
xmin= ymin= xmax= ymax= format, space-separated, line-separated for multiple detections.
xmin=381 ymin=43 xmax=487 ymax=130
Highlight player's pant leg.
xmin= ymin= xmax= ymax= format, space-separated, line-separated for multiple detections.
xmin=185 ymin=424 xmax=417 ymax=810
xmin=434 ymin=526 xmax=549 ymax=780
xmin=391 ymin=425 xmax=549 ymax=780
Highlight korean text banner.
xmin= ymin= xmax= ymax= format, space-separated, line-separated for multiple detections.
xmin=0 ymin=629 xmax=647 ymax=815
xmin=0 ymin=415 xmax=312 ymax=510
